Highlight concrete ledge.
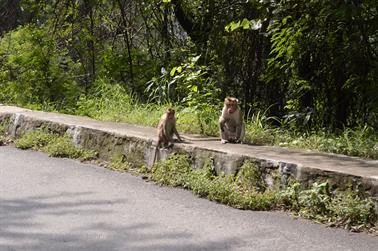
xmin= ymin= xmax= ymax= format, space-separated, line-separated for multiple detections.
xmin=1 ymin=105 xmax=378 ymax=202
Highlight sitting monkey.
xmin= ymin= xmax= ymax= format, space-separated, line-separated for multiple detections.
xmin=153 ymin=108 xmax=182 ymax=164
xmin=219 ymin=97 xmax=245 ymax=144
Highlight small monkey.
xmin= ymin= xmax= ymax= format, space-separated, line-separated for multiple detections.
xmin=219 ymin=97 xmax=245 ymax=144
xmin=153 ymin=108 xmax=182 ymax=164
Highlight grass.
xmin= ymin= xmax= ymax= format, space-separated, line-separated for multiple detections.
xmin=276 ymin=126 xmax=378 ymax=159
xmin=74 ymin=83 xmax=378 ymax=159
xmin=109 ymin=153 xmax=132 ymax=171
xmin=145 ymin=154 xmax=377 ymax=232
xmin=0 ymin=124 xmax=5 ymax=145
xmin=15 ymin=129 xmax=55 ymax=150
xmin=150 ymin=155 xmax=280 ymax=210
xmin=14 ymin=129 xmax=97 ymax=161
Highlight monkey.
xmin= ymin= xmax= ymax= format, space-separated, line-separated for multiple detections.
xmin=152 ymin=108 xmax=182 ymax=164
xmin=219 ymin=97 xmax=245 ymax=144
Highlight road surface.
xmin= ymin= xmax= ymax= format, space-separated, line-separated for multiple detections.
xmin=0 ymin=146 xmax=377 ymax=251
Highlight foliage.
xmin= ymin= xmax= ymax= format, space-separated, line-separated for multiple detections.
xmin=14 ymin=129 xmax=96 ymax=161
xmin=244 ymin=110 xmax=278 ymax=145
xmin=329 ymin=189 xmax=376 ymax=231
xmin=15 ymin=128 xmax=54 ymax=150
xmin=277 ymin=125 xmax=378 ymax=159
xmin=235 ymin=160 xmax=266 ymax=192
xmin=43 ymin=135 xmax=97 ymax=160
xmin=0 ymin=124 xmax=6 ymax=145
xmin=280 ymin=181 xmax=377 ymax=231
xmin=76 ymin=78 xmax=133 ymax=119
xmin=150 ymin=155 xmax=281 ymax=210
xmin=0 ymin=25 xmax=82 ymax=111
xmin=0 ymin=0 xmax=377 ymax=160
xmin=110 ymin=153 xmax=132 ymax=171
xmin=265 ymin=1 xmax=378 ymax=129
xmin=145 ymin=55 xmax=221 ymax=134
xmin=151 ymin=154 xmax=192 ymax=187
xmin=298 ymin=182 xmax=332 ymax=220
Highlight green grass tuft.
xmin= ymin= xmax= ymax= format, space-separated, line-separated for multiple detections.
xmin=109 ymin=153 xmax=132 ymax=171
xmin=15 ymin=129 xmax=96 ymax=161
xmin=43 ymin=135 xmax=97 ymax=160
xmin=15 ymin=129 xmax=54 ymax=149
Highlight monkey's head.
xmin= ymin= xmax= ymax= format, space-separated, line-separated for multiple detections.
xmin=224 ymin=97 xmax=239 ymax=114
xmin=166 ymin=108 xmax=176 ymax=119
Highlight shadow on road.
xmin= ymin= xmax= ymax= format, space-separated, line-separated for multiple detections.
xmin=0 ymin=192 xmax=243 ymax=251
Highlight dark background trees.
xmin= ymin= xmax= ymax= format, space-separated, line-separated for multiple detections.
xmin=0 ymin=0 xmax=377 ymax=131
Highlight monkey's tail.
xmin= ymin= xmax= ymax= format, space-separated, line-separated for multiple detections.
xmin=152 ymin=140 xmax=160 ymax=166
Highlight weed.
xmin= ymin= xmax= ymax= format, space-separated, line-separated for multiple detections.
xmin=151 ymin=154 xmax=192 ymax=187
xmin=150 ymin=155 xmax=281 ymax=210
xmin=110 ymin=153 xmax=132 ymax=171
xmin=329 ymin=189 xmax=376 ymax=231
xmin=14 ymin=129 xmax=54 ymax=149
xmin=43 ymin=135 xmax=97 ymax=160
xmin=278 ymin=180 xmax=301 ymax=210
xmin=15 ymin=129 xmax=96 ymax=161
xmin=186 ymin=168 xmax=214 ymax=197
xmin=0 ymin=124 xmax=5 ymax=145
xmin=297 ymin=182 xmax=332 ymax=221
xmin=235 ymin=160 xmax=266 ymax=192
xmin=138 ymin=165 xmax=150 ymax=175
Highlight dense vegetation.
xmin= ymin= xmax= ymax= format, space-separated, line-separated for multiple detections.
xmin=0 ymin=0 xmax=377 ymax=158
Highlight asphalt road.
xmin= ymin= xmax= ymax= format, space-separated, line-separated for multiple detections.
xmin=0 ymin=146 xmax=377 ymax=251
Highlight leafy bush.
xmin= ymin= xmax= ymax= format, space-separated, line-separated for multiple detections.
xmin=0 ymin=25 xmax=82 ymax=111
xmin=149 ymin=155 xmax=280 ymax=210
xmin=109 ymin=153 xmax=132 ymax=171
xmin=235 ymin=160 xmax=266 ymax=192
xmin=329 ymin=189 xmax=376 ymax=231
xmin=297 ymin=182 xmax=332 ymax=220
xmin=151 ymin=154 xmax=192 ymax=187
xmin=15 ymin=129 xmax=54 ymax=149
xmin=14 ymin=129 xmax=96 ymax=160
xmin=43 ymin=135 xmax=96 ymax=160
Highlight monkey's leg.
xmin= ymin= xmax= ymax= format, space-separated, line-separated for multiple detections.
xmin=219 ymin=121 xmax=228 ymax=144
xmin=236 ymin=123 xmax=245 ymax=144
xmin=220 ymin=126 xmax=229 ymax=144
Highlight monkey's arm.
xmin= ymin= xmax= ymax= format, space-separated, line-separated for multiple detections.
xmin=174 ymin=127 xmax=183 ymax=141
xmin=236 ymin=115 xmax=245 ymax=142
xmin=161 ymin=121 xmax=168 ymax=139
xmin=219 ymin=117 xmax=226 ymax=132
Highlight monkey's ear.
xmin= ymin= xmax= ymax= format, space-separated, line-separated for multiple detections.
xmin=225 ymin=97 xmax=232 ymax=102
xmin=235 ymin=98 xmax=240 ymax=104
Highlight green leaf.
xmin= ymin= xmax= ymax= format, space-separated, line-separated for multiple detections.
xmin=170 ymin=67 xmax=177 ymax=76
xmin=241 ymin=18 xmax=251 ymax=30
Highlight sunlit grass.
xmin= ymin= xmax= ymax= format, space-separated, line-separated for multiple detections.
xmin=14 ymin=129 xmax=97 ymax=161
xmin=75 ymin=82 xmax=378 ymax=159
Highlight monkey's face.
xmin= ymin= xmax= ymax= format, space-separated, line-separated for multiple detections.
xmin=166 ymin=109 xmax=175 ymax=119
xmin=224 ymin=98 xmax=239 ymax=114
